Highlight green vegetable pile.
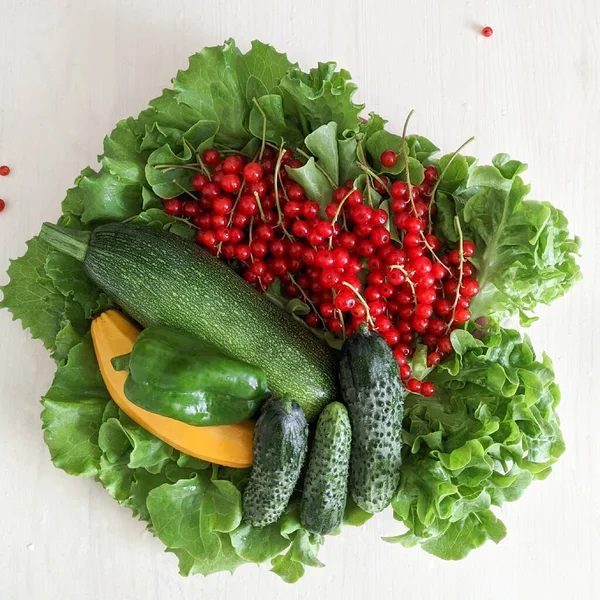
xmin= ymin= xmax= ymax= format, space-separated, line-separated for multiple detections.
xmin=0 ymin=39 xmax=581 ymax=581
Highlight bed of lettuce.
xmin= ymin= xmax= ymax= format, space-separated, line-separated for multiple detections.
xmin=0 ymin=40 xmax=581 ymax=581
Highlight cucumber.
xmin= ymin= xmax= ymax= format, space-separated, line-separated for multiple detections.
xmin=300 ymin=402 xmax=351 ymax=535
xmin=339 ymin=324 xmax=405 ymax=513
xmin=243 ymin=398 xmax=308 ymax=527
xmin=39 ymin=222 xmax=337 ymax=421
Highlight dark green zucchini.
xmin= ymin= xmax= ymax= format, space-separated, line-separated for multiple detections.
xmin=300 ymin=402 xmax=351 ymax=534
xmin=339 ymin=324 xmax=405 ymax=513
xmin=39 ymin=222 xmax=337 ymax=421
xmin=242 ymin=398 xmax=308 ymax=527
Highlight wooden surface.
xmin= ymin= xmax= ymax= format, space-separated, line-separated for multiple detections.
xmin=0 ymin=1 xmax=598 ymax=598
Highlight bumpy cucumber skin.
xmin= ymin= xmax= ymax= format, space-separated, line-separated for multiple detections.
xmin=339 ymin=325 xmax=405 ymax=513
xmin=300 ymin=402 xmax=351 ymax=535
xmin=83 ymin=224 xmax=337 ymax=421
xmin=243 ymin=398 xmax=308 ymax=527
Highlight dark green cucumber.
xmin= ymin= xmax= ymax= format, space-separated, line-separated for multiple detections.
xmin=300 ymin=402 xmax=351 ymax=535
xmin=243 ymin=398 xmax=308 ymax=527
xmin=39 ymin=222 xmax=337 ymax=421
xmin=339 ymin=324 xmax=405 ymax=513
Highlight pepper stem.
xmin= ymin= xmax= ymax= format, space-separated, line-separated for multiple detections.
xmin=39 ymin=223 xmax=91 ymax=263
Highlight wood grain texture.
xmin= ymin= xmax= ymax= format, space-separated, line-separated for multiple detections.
xmin=0 ymin=0 xmax=598 ymax=598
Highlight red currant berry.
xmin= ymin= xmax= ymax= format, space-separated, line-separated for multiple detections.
xmin=371 ymin=209 xmax=388 ymax=227
xmin=412 ymin=316 xmax=429 ymax=333
xmin=339 ymin=232 xmax=358 ymax=251
xmin=424 ymin=165 xmax=438 ymax=183
xmin=352 ymin=205 xmax=373 ymax=225
xmin=320 ymin=268 xmax=342 ymax=289
xmin=380 ymin=150 xmax=398 ymax=168
xmin=181 ymin=201 xmax=199 ymax=218
xmin=462 ymin=240 xmax=476 ymax=257
xmin=448 ymin=249 xmax=461 ymax=265
xmin=399 ymin=364 xmax=412 ymax=380
xmin=405 ymin=218 xmax=424 ymax=233
xmin=424 ymin=234 xmax=441 ymax=252
xmin=201 ymin=230 xmax=218 ymax=247
xmin=229 ymin=227 xmax=244 ymax=244
xmin=463 ymin=263 xmax=475 ymax=277
xmin=302 ymin=201 xmax=319 ymax=219
xmin=454 ymin=308 xmax=471 ymax=324
xmin=373 ymin=176 xmax=389 ymax=194
xmin=242 ymin=162 xmax=263 ymax=183
xmin=292 ymin=220 xmax=309 ymax=238
xmin=332 ymin=248 xmax=350 ymax=268
xmin=421 ymin=382 xmax=435 ymax=397
xmin=335 ymin=290 xmax=356 ymax=311
xmin=433 ymin=298 xmax=452 ymax=317
xmin=202 ymin=149 xmax=220 ymax=166
xmin=438 ymin=335 xmax=453 ymax=353
xmin=403 ymin=232 xmax=421 ymax=247
xmin=393 ymin=348 xmax=407 ymax=366
xmin=357 ymin=239 xmax=376 ymax=257
xmin=222 ymin=155 xmax=243 ymax=174
xmin=482 ymin=26 xmax=493 ymax=37
xmin=368 ymin=301 xmax=386 ymax=317
xmin=391 ymin=181 xmax=408 ymax=199
xmin=387 ymin=268 xmax=405 ymax=286
xmin=287 ymin=184 xmax=305 ymax=202
xmin=163 ymin=198 xmax=182 ymax=216
xmin=235 ymin=245 xmax=251 ymax=261
xmin=220 ymin=174 xmax=241 ymax=193
xmin=371 ymin=227 xmax=390 ymax=247
xmin=427 ymin=352 xmax=442 ymax=367
xmin=406 ymin=378 xmax=422 ymax=393
xmin=315 ymin=249 xmax=334 ymax=268
xmin=428 ymin=318 xmax=447 ymax=337
xmin=213 ymin=197 xmax=233 ymax=215
xmin=191 ymin=173 xmax=209 ymax=191
xmin=346 ymin=190 xmax=364 ymax=207
xmin=333 ymin=187 xmax=347 ymax=203
xmin=302 ymin=247 xmax=317 ymax=265
xmin=415 ymin=304 xmax=433 ymax=318
xmin=316 ymin=221 xmax=334 ymax=238
xmin=460 ymin=278 xmax=480 ymax=298
xmin=375 ymin=315 xmax=393 ymax=332
xmin=432 ymin=263 xmax=447 ymax=280
xmin=379 ymin=283 xmax=395 ymax=299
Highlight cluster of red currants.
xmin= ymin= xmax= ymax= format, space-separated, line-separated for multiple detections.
xmin=161 ymin=147 xmax=480 ymax=396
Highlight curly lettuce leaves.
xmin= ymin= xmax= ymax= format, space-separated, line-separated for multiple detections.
xmin=426 ymin=153 xmax=582 ymax=325
xmin=388 ymin=327 xmax=564 ymax=559
xmin=461 ymin=157 xmax=582 ymax=324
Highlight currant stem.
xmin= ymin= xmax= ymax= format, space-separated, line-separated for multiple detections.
xmin=340 ymin=282 xmax=376 ymax=328
xmin=400 ymin=109 xmax=417 ymax=216
xmin=296 ymin=148 xmax=337 ymax=189
xmin=253 ymin=191 xmax=267 ymax=221
xmin=195 ymin=154 xmax=212 ymax=179
xmin=427 ymin=136 xmax=475 ymax=234
xmin=288 ymin=273 xmax=327 ymax=328
xmin=171 ymin=180 xmax=198 ymax=200
xmin=154 ymin=163 xmax=204 ymax=173
xmin=446 ymin=215 xmax=465 ymax=332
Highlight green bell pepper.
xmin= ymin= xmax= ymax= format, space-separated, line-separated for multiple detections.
xmin=112 ymin=326 xmax=270 ymax=426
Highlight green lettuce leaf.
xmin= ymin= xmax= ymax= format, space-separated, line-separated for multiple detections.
xmin=459 ymin=156 xmax=582 ymax=324
xmin=388 ymin=326 xmax=565 ymax=559
xmin=41 ymin=334 xmax=110 ymax=477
